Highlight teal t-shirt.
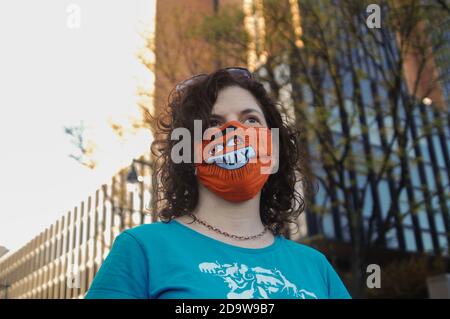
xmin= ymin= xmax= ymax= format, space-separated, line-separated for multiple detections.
xmin=85 ymin=219 xmax=351 ymax=299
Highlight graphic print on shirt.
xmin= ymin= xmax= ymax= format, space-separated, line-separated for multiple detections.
xmin=198 ymin=261 xmax=318 ymax=299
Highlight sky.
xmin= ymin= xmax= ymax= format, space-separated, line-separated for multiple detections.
xmin=0 ymin=0 xmax=156 ymax=256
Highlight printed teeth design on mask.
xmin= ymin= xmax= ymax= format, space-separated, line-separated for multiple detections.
xmin=205 ymin=146 xmax=256 ymax=170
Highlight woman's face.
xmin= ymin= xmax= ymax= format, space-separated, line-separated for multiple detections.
xmin=209 ymin=86 xmax=268 ymax=128
xmin=196 ymin=85 xmax=272 ymax=202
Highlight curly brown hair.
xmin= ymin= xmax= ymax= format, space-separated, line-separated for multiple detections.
xmin=150 ymin=68 xmax=316 ymax=237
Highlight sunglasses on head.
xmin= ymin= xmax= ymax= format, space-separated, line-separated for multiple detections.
xmin=175 ymin=67 xmax=253 ymax=92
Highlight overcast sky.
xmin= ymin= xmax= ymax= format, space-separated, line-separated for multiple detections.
xmin=0 ymin=0 xmax=156 ymax=256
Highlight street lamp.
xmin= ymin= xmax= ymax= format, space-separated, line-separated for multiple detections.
xmin=126 ymin=164 xmax=140 ymax=184
xmin=102 ymin=158 xmax=153 ymax=226
xmin=126 ymin=158 xmax=152 ymax=184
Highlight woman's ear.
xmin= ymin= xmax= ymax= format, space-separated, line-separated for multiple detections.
xmin=260 ymin=128 xmax=279 ymax=175
xmin=270 ymin=136 xmax=280 ymax=174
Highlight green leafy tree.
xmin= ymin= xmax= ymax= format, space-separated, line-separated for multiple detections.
xmin=186 ymin=0 xmax=450 ymax=297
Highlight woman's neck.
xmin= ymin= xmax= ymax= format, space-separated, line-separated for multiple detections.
xmin=190 ymin=183 xmax=266 ymax=236
xmin=173 ymin=184 xmax=275 ymax=248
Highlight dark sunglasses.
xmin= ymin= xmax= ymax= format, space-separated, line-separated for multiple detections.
xmin=175 ymin=67 xmax=253 ymax=92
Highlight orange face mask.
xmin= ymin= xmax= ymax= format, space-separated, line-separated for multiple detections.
xmin=194 ymin=120 xmax=273 ymax=202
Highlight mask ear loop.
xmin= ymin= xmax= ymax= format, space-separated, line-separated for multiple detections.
xmin=194 ymin=167 xmax=198 ymax=175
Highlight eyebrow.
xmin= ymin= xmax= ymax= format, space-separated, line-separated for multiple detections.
xmin=211 ymin=108 xmax=264 ymax=119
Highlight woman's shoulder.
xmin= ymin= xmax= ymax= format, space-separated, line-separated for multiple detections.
xmin=123 ymin=220 xmax=174 ymax=240
xmin=281 ymin=236 xmax=328 ymax=262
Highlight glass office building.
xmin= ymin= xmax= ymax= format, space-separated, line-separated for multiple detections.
xmin=296 ymin=6 xmax=450 ymax=257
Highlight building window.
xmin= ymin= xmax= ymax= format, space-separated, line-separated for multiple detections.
xmin=440 ymin=168 xmax=449 ymax=189
xmin=404 ymin=228 xmax=417 ymax=252
xmin=399 ymin=189 xmax=412 ymax=226
xmin=322 ymin=212 xmax=335 ymax=239
xmin=438 ymin=235 xmax=449 ymax=256
xmin=328 ymin=106 xmax=343 ymax=134
xmin=382 ymin=115 xmax=394 ymax=142
xmin=386 ymin=228 xmax=399 ymax=249
xmin=378 ymin=180 xmax=390 ymax=218
xmin=421 ymin=231 xmax=434 ymax=253
xmin=418 ymin=211 xmax=431 ymax=233
xmin=433 ymin=135 xmax=446 ymax=168
xmin=424 ymin=163 xmax=436 ymax=192
xmin=362 ymin=187 xmax=373 ymax=219
xmin=340 ymin=214 xmax=351 ymax=242
xmin=432 ymin=196 xmax=446 ymax=233
xmin=414 ymin=189 xmax=429 ymax=230
xmin=360 ymin=78 xmax=373 ymax=105
xmin=409 ymin=161 xmax=421 ymax=188
xmin=419 ymin=137 xmax=431 ymax=163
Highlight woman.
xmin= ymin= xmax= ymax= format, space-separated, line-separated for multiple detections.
xmin=85 ymin=67 xmax=351 ymax=299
